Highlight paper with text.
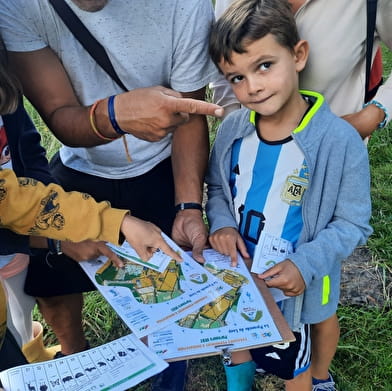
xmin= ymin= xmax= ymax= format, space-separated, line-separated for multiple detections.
xmin=252 ymin=232 xmax=292 ymax=302
xmin=80 ymin=235 xmax=231 ymax=338
xmin=106 ymin=240 xmax=171 ymax=273
xmin=148 ymin=249 xmax=283 ymax=360
xmin=0 ymin=334 xmax=167 ymax=391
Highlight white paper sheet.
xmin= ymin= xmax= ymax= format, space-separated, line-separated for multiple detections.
xmin=252 ymin=232 xmax=292 ymax=302
xmin=0 ymin=334 xmax=167 ymax=391
xmin=106 ymin=240 xmax=171 ymax=273
xmin=148 ymin=249 xmax=283 ymax=360
xmin=80 ymin=235 xmax=231 ymax=338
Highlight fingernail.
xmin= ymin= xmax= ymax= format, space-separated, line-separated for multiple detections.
xmin=214 ymin=108 xmax=224 ymax=117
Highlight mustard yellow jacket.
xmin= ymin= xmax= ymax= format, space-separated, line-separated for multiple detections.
xmin=0 ymin=168 xmax=129 ymax=345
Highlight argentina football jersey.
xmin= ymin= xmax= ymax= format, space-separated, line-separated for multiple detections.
xmin=229 ymin=128 xmax=309 ymax=259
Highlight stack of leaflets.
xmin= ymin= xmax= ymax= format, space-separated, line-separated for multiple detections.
xmin=1 ymin=234 xmax=290 ymax=391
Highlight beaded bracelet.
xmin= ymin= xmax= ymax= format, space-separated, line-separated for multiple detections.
xmin=108 ymin=95 xmax=127 ymax=135
xmin=363 ymin=100 xmax=389 ymax=129
xmin=89 ymin=99 xmax=119 ymax=141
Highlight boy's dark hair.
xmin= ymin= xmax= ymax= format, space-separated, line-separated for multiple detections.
xmin=209 ymin=0 xmax=300 ymax=67
xmin=0 ymin=35 xmax=21 ymax=115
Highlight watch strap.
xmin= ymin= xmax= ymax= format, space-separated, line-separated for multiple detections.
xmin=174 ymin=202 xmax=203 ymax=213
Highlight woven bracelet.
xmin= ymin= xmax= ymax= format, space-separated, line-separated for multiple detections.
xmin=108 ymin=95 xmax=127 ymax=135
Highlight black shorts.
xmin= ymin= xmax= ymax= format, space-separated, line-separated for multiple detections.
xmin=25 ymin=154 xmax=175 ymax=297
xmin=0 ymin=329 xmax=28 ymax=373
xmin=251 ymin=323 xmax=311 ymax=380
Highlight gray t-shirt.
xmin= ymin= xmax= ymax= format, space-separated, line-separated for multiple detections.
xmin=0 ymin=0 xmax=219 ymax=178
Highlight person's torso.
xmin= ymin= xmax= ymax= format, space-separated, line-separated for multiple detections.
xmin=296 ymin=0 xmax=372 ymax=116
xmin=0 ymin=0 xmax=217 ymax=178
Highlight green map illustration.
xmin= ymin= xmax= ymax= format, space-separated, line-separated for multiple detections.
xmin=176 ymin=264 xmax=262 ymax=329
xmin=95 ymin=258 xmax=186 ymax=304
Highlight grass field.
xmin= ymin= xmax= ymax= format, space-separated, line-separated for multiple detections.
xmin=29 ymin=47 xmax=392 ymax=391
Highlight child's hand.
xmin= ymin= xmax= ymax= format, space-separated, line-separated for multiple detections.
xmin=258 ymin=259 xmax=305 ymax=296
xmin=209 ymin=227 xmax=249 ymax=267
xmin=62 ymin=240 xmax=125 ymax=268
xmin=120 ymin=215 xmax=182 ymax=263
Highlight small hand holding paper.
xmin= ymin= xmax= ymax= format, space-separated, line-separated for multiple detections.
xmin=258 ymin=259 xmax=305 ymax=297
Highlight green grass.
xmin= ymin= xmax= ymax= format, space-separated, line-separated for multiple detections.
xmin=29 ymin=46 xmax=392 ymax=391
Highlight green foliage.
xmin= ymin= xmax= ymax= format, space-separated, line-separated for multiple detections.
xmin=367 ymin=45 xmax=392 ymax=271
xmin=334 ymin=306 xmax=392 ymax=391
xmin=368 ymin=125 xmax=392 ymax=267
xmin=23 ymin=98 xmax=61 ymax=160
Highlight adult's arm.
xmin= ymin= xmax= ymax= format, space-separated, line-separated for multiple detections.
xmin=3 ymin=101 xmax=53 ymax=184
xmin=170 ymin=88 xmax=209 ymax=263
xmin=205 ymin=119 xmax=239 ymax=234
xmin=344 ymin=0 xmax=392 ymax=137
xmin=8 ymin=48 xmax=223 ymax=147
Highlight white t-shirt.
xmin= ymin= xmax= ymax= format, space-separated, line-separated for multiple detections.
xmin=0 ymin=0 xmax=219 ymax=179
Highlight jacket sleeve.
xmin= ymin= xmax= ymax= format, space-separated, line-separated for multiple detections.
xmin=4 ymin=102 xmax=54 ymax=185
xmin=290 ymin=126 xmax=373 ymax=286
xmin=0 ymin=169 xmax=128 ymax=245
xmin=205 ymin=123 xmax=238 ymax=233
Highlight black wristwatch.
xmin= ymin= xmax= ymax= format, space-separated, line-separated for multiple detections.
xmin=174 ymin=202 xmax=203 ymax=213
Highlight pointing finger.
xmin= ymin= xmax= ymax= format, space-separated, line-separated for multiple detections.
xmin=159 ymin=241 xmax=182 ymax=263
xmin=100 ymin=245 xmax=124 ymax=268
xmin=171 ymin=97 xmax=224 ymax=118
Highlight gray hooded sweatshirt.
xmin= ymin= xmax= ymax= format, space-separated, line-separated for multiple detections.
xmin=206 ymin=91 xmax=373 ymax=330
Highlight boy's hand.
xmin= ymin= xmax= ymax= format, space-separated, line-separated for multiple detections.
xmin=258 ymin=259 xmax=305 ymax=296
xmin=209 ymin=227 xmax=249 ymax=267
xmin=120 ymin=215 xmax=182 ymax=263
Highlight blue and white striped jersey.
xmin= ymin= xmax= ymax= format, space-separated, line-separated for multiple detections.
xmin=230 ymin=131 xmax=309 ymax=258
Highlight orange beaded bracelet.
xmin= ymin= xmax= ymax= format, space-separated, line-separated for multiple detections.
xmin=89 ymin=99 xmax=119 ymax=141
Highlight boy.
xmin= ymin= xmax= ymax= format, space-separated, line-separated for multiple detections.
xmin=206 ymin=0 xmax=372 ymax=390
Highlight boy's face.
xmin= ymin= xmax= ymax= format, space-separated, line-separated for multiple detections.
xmin=218 ymin=34 xmax=308 ymax=117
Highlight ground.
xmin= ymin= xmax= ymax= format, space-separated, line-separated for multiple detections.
xmin=340 ymin=246 xmax=391 ymax=308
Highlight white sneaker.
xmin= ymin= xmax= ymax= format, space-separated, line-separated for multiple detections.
xmin=312 ymin=374 xmax=336 ymax=391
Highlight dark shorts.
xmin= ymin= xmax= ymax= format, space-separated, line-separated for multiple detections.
xmin=25 ymin=154 xmax=175 ymax=297
xmin=251 ymin=323 xmax=311 ymax=380
xmin=0 ymin=329 xmax=28 ymax=373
